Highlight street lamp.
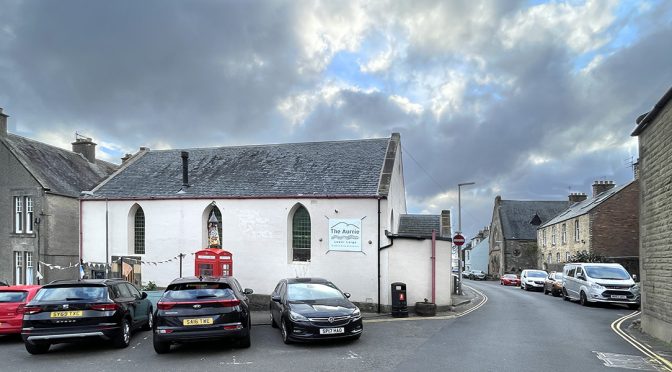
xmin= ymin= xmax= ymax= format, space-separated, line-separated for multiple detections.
xmin=457 ymin=182 xmax=475 ymax=295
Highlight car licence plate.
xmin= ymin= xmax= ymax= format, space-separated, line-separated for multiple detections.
xmin=319 ymin=327 xmax=344 ymax=335
xmin=183 ymin=318 xmax=214 ymax=326
xmin=611 ymin=295 xmax=627 ymax=299
xmin=50 ymin=311 xmax=83 ymax=318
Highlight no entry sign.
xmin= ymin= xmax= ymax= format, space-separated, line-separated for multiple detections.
xmin=453 ymin=234 xmax=465 ymax=246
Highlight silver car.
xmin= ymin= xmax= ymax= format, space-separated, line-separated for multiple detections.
xmin=469 ymin=270 xmax=486 ymax=280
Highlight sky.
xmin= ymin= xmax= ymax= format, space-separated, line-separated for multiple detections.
xmin=1 ymin=0 xmax=671 ymax=240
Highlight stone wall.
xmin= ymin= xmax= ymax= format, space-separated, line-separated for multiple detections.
xmin=638 ymin=95 xmax=672 ymax=343
xmin=504 ymin=240 xmax=539 ymax=273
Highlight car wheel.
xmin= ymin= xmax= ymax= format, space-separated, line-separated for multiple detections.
xmin=580 ymin=291 xmax=590 ymax=307
xmin=25 ymin=342 xmax=50 ymax=355
xmin=627 ymin=304 xmax=640 ymax=310
xmin=350 ymin=334 xmax=361 ymax=341
xmin=552 ymin=289 xmax=560 ymax=297
xmin=281 ymin=318 xmax=292 ymax=345
xmin=153 ymin=334 xmax=171 ymax=354
xmin=237 ymin=320 xmax=251 ymax=348
xmin=562 ymin=288 xmax=570 ymax=301
xmin=113 ymin=318 xmax=131 ymax=348
xmin=500 ymin=281 xmax=503 ymax=285
xmin=543 ymin=287 xmax=548 ymax=295
xmin=142 ymin=309 xmax=154 ymax=331
xmin=270 ymin=313 xmax=278 ymax=328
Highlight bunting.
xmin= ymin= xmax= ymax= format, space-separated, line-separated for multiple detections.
xmin=38 ymin=252 xmax=195 ymax=270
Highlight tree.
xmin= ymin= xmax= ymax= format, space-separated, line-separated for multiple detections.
xmin=568 ymin=251 xmax=605 ymax=263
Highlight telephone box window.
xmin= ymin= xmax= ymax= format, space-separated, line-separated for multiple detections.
xmin=292 ymin=206 xmax=311 ymax=262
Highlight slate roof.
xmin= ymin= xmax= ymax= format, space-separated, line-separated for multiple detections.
xmin=540 ymin=181 xmax=636 ymax=228
xmin=2 ymin=134 xmax=118 ymax=198
xmin=90 ymin=137 xmax=392 ymax=198
xmin=396 ymin=214 xmax=441 ymax=238
xmin=499 ymin=200 xmax=569 ymax=240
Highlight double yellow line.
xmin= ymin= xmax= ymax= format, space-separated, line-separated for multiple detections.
xmin=611 ymin=311 xmax=672 ymax=371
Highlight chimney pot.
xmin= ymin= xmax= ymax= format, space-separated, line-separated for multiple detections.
xmin=592 ymin=180 xmax=615 ymax=197
xmin=0 ymin=107 xmax=8 ymax=137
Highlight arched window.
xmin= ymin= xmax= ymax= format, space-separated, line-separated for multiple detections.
xmin=292 ymin=206 xmax=311 ymax=262
xmin=134 ymin=207 xmax=145 ymax=254
xmin=205 ymin=206 xmax=223 ymax=248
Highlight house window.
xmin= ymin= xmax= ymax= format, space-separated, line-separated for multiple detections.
xmin=15 ymin=252 xmax=24 ymax=285
xmin=26 ymin=197 xmax=34 ymax=233
xmin=292 ymin=206 xmax=311 ymax=262
xmin=566 ymin=252 xmax=571 ymax=261
xmin=574 ymin=220 xmax=580 ymax=242
xmin=547 ymin=253 xmax=552 ymax=264
xmin=134 ymin=207 xmax=145 ymax=254
xmin=14 ymin=197 xmax=23 ymax=233
xmin=542 ymin=230 xmax=547 ymax=247
xmin=561 ymin=223 xmax=567 ymax=244
xmin=556 ymin=252 xmax=560 ymax=263
xmin=551 ymin=226 xmax=556 ymax=245
xmin=26 ymin=252 xmax=34 ymax=285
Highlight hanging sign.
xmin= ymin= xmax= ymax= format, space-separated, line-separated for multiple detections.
xmin=328 ymin=219 xmax=362 ymax=252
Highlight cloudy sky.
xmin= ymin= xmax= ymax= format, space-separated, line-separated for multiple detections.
xmin=1 ymin=0 xmax=670 ymax=239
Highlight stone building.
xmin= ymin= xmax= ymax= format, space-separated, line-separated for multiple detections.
xmin=80 ymin=134 xmax=456 ymax=310
xmin=488 ymin=197 xmax=568 ymax=278
xmin=537 ymin=180 xmax=639 ymax=274
xmin=631 ymin=86 xmax=672 ymax=343
xmin=0 ymin=108 xmax=117 ymax=284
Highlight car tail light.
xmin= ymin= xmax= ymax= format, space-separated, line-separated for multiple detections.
xmin=16 ymin=304 xmax=26 ymax=315
xmin=218 ymin=299 xmax=240 ymax=307
xmin=90 ymin=303 xmax=119 ymax=311
xmin=23 ymin=306 xmax=42 ymax=315
xmin=223 ymin=323 xmax=243 ymax=330
xmin=157 ymin=302 xmax=176 ymax=310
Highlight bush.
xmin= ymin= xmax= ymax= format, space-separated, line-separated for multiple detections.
xmin=143 ymin=281 xmax=158 ymax=291
xmin=569 ymin=251 xmax=605 ymax=263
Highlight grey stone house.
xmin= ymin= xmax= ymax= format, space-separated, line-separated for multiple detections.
xmin=537 ymin=180 xmax=639 ymax=275
xmin=631 ymin=86 xmax=672 ymax=343
xmin=0 ymin=108 xmax=117 ymax=284
xmin=488 ymin=196 xmax=568 ymax=278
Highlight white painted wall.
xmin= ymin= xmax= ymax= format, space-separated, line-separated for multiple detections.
xmin=82 ymin=198 xmax=382 ymax=303
xmin=380 ymin=239 xmax=452 ymax=307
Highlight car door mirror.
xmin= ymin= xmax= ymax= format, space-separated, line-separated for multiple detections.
xmin=271 ymin=294 xmax=281 ymax=302
xmin=632 ymin=274 xmax=638 ymax=282
xmin=141 ymin=292 xmax=148 ymax=299
xmin=243 ymin=288 xmax=254 ymax=295
xmin=343 ymin=292 xmax=351 ymax=298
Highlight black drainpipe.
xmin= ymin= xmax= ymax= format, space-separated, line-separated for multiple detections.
xmin=377 ymin=198 xmax=381 ymax=313
xmin=181 ymin=151 xmax=189 ymax=187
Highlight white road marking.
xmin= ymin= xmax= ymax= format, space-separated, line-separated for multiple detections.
xmin=594 ymin=351 xmax=660 ymax=371
xmin=342 ymin=351 xmax=361 ymax=360
xmin=221 ymin=356 xmax=253 ymax=365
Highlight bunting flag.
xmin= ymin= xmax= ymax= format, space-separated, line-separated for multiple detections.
xmin=39 ymin=252 xmax=194 ymax=271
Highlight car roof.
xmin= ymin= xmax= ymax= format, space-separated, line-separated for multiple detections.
xmin=168 ymin=276 xmax=234 ymax=285
xmin=285 ymin=277 xmax=331 ymax=284
xmin=43 ymin=278 xmax=128 ymax=287
xmin=0 ymin=285 xmax=41 ymax=292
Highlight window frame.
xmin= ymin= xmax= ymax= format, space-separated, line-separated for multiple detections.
xmin=14 ymin=196 xmax=23 ymax=234
xmin=561 ymin=223 xmax=567 ymax=245
xmin=14 ymin=252 xmax=24 ymax=285
xmin=134 ymin=207 xmax=145 ymax=254
xmin=291 ymin=206 xmax=311 ymax=262
xmin=551 ymin=226 xmax=556 ymax=245
xmin=574 ymin=220 xmax=580 ymax=242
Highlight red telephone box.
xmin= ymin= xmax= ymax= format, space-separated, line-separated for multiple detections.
xmin=194 ymin=248 xmax=233 ymax=277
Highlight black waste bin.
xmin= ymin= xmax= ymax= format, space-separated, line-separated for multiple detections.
xmin=391 ymin=282 xmax=408 ymax=318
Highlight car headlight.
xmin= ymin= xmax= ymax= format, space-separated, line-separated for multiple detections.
xmin=289 ymin=311 xmax=308 ymax=322
xmin=352 ymin=307 xmax=361 ymax=319
xmin=631 ymin=284 xmax=640 ymax=293
xmin=590 ymin=283 xmax=604 ymax=292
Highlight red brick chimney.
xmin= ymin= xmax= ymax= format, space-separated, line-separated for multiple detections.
xmin=592 ymin=180 xmax=615 ymax=197
xmin=569 ymin=192 xmax=588 ymax=204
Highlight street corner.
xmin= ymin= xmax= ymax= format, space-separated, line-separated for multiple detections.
xmin=625 ymin=317 xmax=672 ymax=367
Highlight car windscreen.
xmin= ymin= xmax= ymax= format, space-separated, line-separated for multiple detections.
xmin=163 ymin=283 xmax=235 ymax=301
xmin=33 ymin=286 xmax=107 ymax=302
xmin=504 ymin=275 xmax=517 ymax=279
xmin=0 ymin=291 xmax=27 ymax=303
xmin=553 ymin=273 xmax=564 ymax=280
xmin=585 ymin=266 xmax=631 ymax=280
xmin=528 ymin=271 xmax=547 ymax=278
xmin=287 ymin=283 xmax=343 ymax=301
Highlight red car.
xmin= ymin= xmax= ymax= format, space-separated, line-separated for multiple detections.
xmin=0 ymin=285 xmax=41 ymax=335
xmin=500 ymin=274 xmax=520 ymax=286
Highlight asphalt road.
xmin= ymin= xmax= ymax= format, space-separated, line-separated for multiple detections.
xmin=0 ymin=281 xmax=657 ymax=372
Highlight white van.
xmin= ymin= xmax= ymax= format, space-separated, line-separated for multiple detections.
xmin=562 ymin=263 xmax=640 ymax=308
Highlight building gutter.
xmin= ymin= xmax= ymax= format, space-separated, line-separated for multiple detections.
xmin=81 ymin=194 xmax=385 ymax=201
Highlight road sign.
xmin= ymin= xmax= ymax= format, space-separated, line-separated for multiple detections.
xmin=453 ymin=234 xmax=465 ymax=246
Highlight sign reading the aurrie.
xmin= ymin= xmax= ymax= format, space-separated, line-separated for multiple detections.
xmin=329 ymin=219 xmax=362 ymax=252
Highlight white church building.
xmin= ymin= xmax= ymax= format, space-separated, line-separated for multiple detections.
xmin=80 ymin=133 xmax=454 ymax=311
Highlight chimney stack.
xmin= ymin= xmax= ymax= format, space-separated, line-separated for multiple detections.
xmin=0 ymin=108 xmax=8 ymax=137
xmin=121 ymin=153 xmax=133 ymax=164
xmin=592 ymin=180 xmax=615 ymax=197
xmin=440 ymin=210 xmax=451 ymax=237
xmin=71 ymin=136 xmax=97 ymax=163
xmin=569 ymin=192 xmax=588 ymax=204
xmin=181 ymin=151 xmax=189 ymax=188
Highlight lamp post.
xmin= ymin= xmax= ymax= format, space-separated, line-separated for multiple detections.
xmin=457 ymin=182 xmax=475 ymax=295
